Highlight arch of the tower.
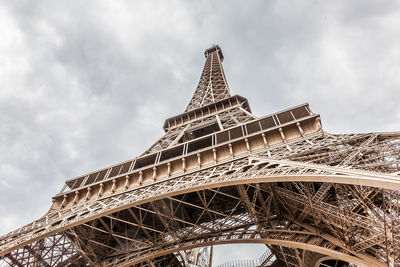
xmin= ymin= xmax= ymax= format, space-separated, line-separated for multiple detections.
xmin=2 ymin=144 xmax=400 ymax=266
xmin=62 ymin=176 xmax=390 ymax=267
xmin=2 ymin=178 xmax=395 ymax=266
xmin=2 ymin=158 xmax=400 ymax=266
xmin=108 ymin=237 xmax=373 ymax=267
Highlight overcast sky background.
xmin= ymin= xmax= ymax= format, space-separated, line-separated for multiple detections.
xmin=1 ymin=0 xmax=400 ymax=265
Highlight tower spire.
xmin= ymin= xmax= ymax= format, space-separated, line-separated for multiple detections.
xmin=185 ymin=45 xmax=231 ymax=112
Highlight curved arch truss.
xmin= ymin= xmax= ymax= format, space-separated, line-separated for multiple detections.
xmin=1 ymin=132 xmax=400 ymax=266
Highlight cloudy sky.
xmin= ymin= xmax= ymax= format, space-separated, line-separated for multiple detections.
xmin=1 ymin=0 xmax=400 ymax=264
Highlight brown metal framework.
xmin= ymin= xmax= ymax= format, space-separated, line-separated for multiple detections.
xmin=1 ymin=45 xmax=400 ymax=267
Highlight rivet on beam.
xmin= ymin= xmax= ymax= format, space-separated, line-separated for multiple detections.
xmin=182 ymin=158 xmax=186 ymax=172
xmin=111 ymin=179 xmax=116 ymax=193
xmin=167 ymin=162 xmax=171 ymax=177
xmin=152 ymin=167 xmax=157 ymax=182
xmin=197 ymin=153 xmax=201 ymax=168
xmin=228 ymin=143 xmax=233 ymax=158
xmin=73 ymin=191 xmax=79 ymax=204
xmin=85 ymin=187 xmax=91 ymax=201
xmin=139 ymin=171 xmax=143 ymax=185
xmin=98 ymin=183 xmax=104 ymax=197
xmin=125 ymin=175 xmax=130 ymax=189
xmin=61 ymin=194 xmax=68 ymax=208
xmin=212 ymin=148 xmax=217 ymax=163
xmin=245 ymin=138 xmax=250 ymax=153
xmin=296 ymin=122 xmax=305 ymax=137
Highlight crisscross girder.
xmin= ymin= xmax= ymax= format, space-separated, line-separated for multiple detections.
xmin=185 ymin=45 xmax=231 ymax=112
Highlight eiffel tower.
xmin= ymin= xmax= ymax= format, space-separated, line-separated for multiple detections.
xmin=1 ymin=45 xmax=400 ymax=267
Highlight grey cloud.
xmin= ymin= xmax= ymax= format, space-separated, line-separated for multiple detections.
xmin=1 ymin=0 xmax=399 ymax=264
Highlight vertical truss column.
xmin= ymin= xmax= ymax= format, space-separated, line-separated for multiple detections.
xmin=185 ymin=45 xmax=231 ymax=112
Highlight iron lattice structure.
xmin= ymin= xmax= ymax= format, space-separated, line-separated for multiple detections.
xmin=1 ymin=45 xmax=400 ymax=267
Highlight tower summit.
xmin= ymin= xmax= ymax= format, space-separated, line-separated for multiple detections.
xmin=186 ymin=45 xmax=231 ymax=111
xmin=1 ymin=46 xmax=400 ymax=267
